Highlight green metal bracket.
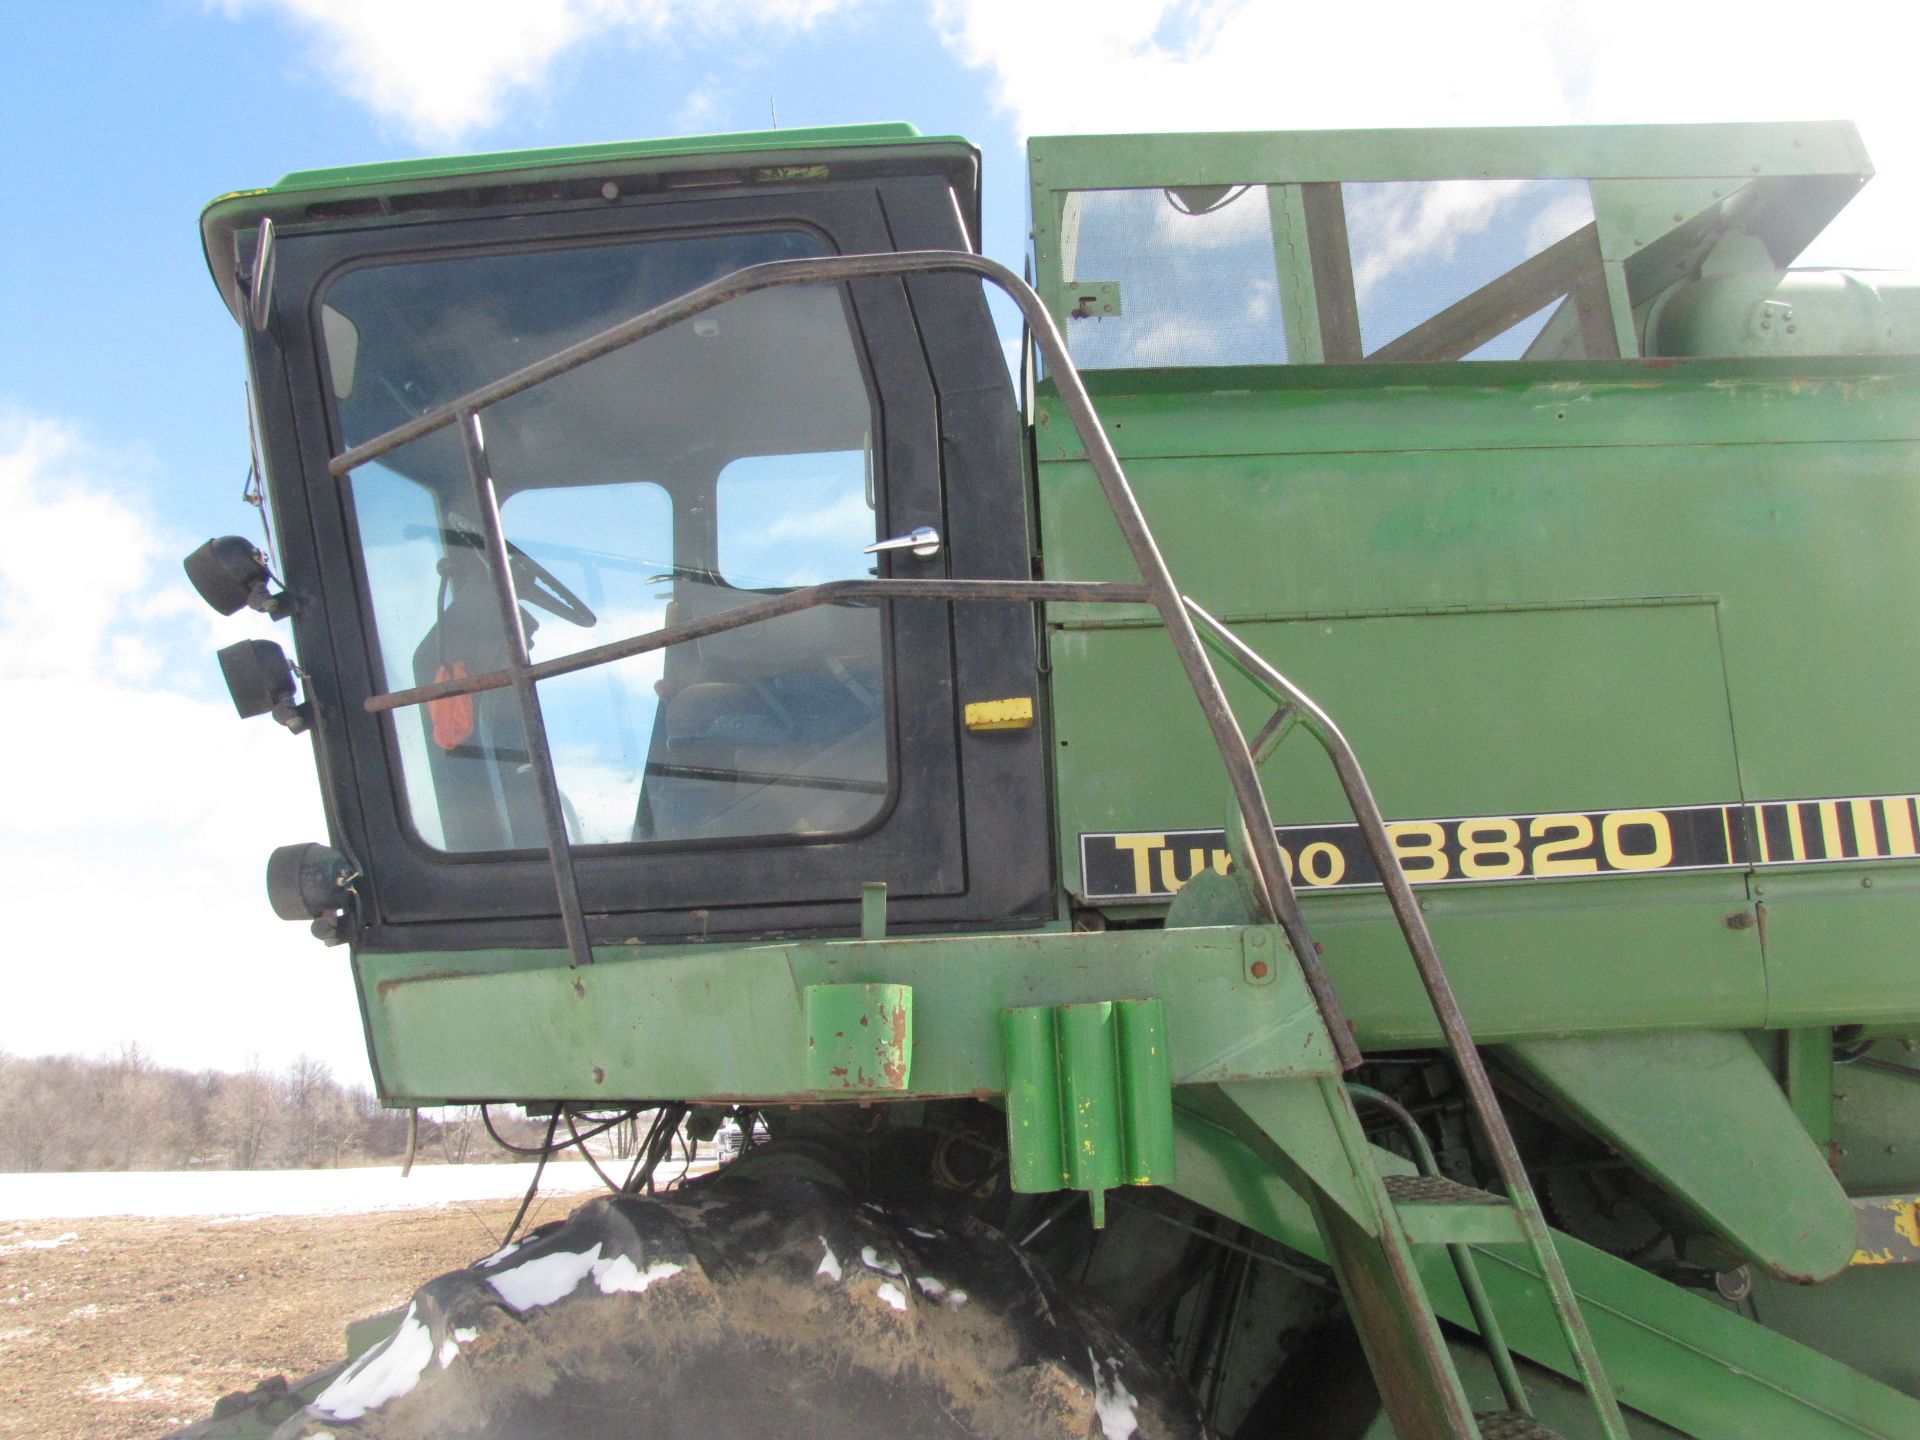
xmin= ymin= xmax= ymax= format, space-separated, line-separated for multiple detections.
xmin=1267 ymin=185 xmax=1323 ymax=363
xmin=859 ymin=880 xmax=888 ymax=940
xmin=1785 ymin=1026 xmax=1836 ymax=1146
xmin=1065 ymin=279 xmax=1122 ymax=319
xmin=1003 ymin=997 xmax=1176 ymax=1226
xmin=804 ymin=983 xmax=912 ymax=1092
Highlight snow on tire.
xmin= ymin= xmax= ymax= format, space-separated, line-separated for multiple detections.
xmin=274 ymin=1172 xmax=1205 ymax=1439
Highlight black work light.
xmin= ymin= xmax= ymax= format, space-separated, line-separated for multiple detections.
xmin=216 ymin=638 xmax=307 ymax=732
xmin=184 ymin=536 xmax=287 ymax=618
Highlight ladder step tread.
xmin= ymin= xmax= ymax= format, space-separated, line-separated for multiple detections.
xmin=1384 ymin=1174 xmax=1507 ymax=1206
xmin=1383 ymin=1174 xmax=1526 ymax=1244
xmin=1475 ymin=1411 xmax=1563 ymax=1440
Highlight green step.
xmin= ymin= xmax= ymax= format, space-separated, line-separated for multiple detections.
xmin=1384 ymin=1173 xmax=1526 ymax=1246
xmin=1476 ymin=1412 xmax=1563 ymax=1440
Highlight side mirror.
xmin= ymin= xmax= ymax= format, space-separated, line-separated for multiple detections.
xmin=247 ymin=217 xmax=276 ymax=333
xmin=217 ymin=638 xmax=308 ymax=732
xmin=184 ymin=536 xmax=287 ymax=619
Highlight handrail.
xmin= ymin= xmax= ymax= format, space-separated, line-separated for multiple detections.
xmin=1187 ymin=599 xmax=1629 ymax=1438
xmin=365 ymin=580 xmax=1150 ymax=713
xmin=329 ymin=248 xmax=1360 ymax=1068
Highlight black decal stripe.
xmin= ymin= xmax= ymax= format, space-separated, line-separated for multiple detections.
xmin=1080 ymin=792 xmax=1920 ymax=902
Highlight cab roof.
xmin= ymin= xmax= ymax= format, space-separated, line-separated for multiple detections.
xmin=202 ymin=122 xmax=979 ymax=322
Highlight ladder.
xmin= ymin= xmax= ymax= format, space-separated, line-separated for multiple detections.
xmin=1182 ymin=601 xmax=1630 ymax=1440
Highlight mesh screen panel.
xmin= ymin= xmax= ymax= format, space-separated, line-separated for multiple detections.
xmin=1342 ymin=178 xmax=1595 ymax=359
xmin=1061 ymin=186 xmax=1288 ymax=368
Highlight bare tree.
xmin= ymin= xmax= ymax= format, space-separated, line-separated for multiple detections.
xmin=279 ymin=1054 xmax=353 ymax=1168
xmin=96 ymin=1041 xmax=176 ymax=1170
xmin=214 ymin=1059 xmax=284 ymax=1170
xmin=0 ymin=1051 xmax=54 ymax=1173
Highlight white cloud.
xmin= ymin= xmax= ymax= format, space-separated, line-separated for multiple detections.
xmin=1345 ymin=179 xmax=1528 ymax=303
xmin=675 ymin=83 xmax=726 ymax=135
xmin=0 ymin=410 xmax=363 ymax=1082
xmin=210 ymin=0 xmax=863 ymax=146
xmin=935 ymin=0 xmax=1919 ymax=270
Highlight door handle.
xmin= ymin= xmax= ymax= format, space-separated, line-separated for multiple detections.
xmin=864 ymin=525 xmax=942 ymax=559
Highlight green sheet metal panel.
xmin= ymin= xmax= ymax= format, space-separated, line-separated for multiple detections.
xmin=1038 ymin=362 xmax=1920 ymax=1030
xmin=803 ymin=982 xmax=912 ymax=1092
xmin=256 ymin=122 xmax=938 ymax=195
xmin=355 ymin=926 xmax=1337 ymax=1106
xmin=1056 ymin=603 xmax=1744 ymax=843
xmin=1004 ymin=998 xmax=1176 ymax=1203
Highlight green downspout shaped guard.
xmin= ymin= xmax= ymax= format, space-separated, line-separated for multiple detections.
xmin=1004 ymin=998 xmax=1177 ymax=1226
xmin=1498 ymin=1029 xmax=1857 ymax=1283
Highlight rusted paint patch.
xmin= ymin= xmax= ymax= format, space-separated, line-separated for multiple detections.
xmin=803 ymin=983 xmax=913 ymax=1094
xmin=883 ymin=999 xmax=910 ymax=1090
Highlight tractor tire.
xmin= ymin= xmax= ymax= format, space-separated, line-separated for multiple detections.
xmin=270 ymin=1173 xmax=1206 ymax=1439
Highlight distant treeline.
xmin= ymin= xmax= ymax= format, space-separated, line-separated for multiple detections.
xmin=0 ymin=1044 xmax=540 ymax=1173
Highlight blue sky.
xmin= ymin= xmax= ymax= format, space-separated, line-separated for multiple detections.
xmin=2 ymin=0 xmax=1915 ymax=1088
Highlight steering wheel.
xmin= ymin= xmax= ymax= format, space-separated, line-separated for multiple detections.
xmin=438 ymin=519 xmax=597 ymax=628
xmin=507 ymin=541 xmax=597 ymax=628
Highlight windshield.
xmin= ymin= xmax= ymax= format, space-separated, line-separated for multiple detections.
xmin=319 ymin=229 xmax=891 ymax=854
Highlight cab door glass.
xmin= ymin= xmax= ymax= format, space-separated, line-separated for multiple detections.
xmin=322 ymin=234 xmax=892 ymax=853
xmin=497 ymin=481 xmax=674 ymax=847
xmin=716 ymin=448 xmax=873 ymax=587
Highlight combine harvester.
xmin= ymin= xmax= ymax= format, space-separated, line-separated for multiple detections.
xmin=178 ymin=120 xmax=1920 ymax=1437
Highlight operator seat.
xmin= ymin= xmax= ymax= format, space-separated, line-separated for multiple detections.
xmin=409 ymin=548 xmax=548 ymax=852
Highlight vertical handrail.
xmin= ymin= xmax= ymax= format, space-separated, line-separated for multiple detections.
xmin=1187 ymin=600 xmax=1629 ymax=1439
xmin=456 ymin=410 xmax=595 ymax=969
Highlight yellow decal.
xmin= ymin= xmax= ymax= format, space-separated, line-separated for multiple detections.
xmin=964 ymin=697 xmax=1035 ymax=732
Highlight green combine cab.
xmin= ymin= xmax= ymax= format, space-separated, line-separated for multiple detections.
xmin=181 ymin=120 xmax=1920 ymax=1438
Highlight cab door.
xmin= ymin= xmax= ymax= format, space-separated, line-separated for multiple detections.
xmin=257 ymin=179 xmax=1050 ymax=948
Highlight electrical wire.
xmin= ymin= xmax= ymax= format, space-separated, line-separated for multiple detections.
xmin=503 ymin=1111 xmax=561 ymax=1245
xmin=623 ymin=1103 xmax=689 ymax=1194
xmin=565 ymin=1106 xmax=624 ymax=1192
xmin=483 ymin=1103 xmax=636 ymax=1154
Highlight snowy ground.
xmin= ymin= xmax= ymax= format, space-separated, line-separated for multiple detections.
xmin=0 ymin=1160 xmax=620 ymax=1221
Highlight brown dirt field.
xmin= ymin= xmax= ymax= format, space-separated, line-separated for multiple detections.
xmin=0 ymin=1196 xmax=586 ymax=1440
